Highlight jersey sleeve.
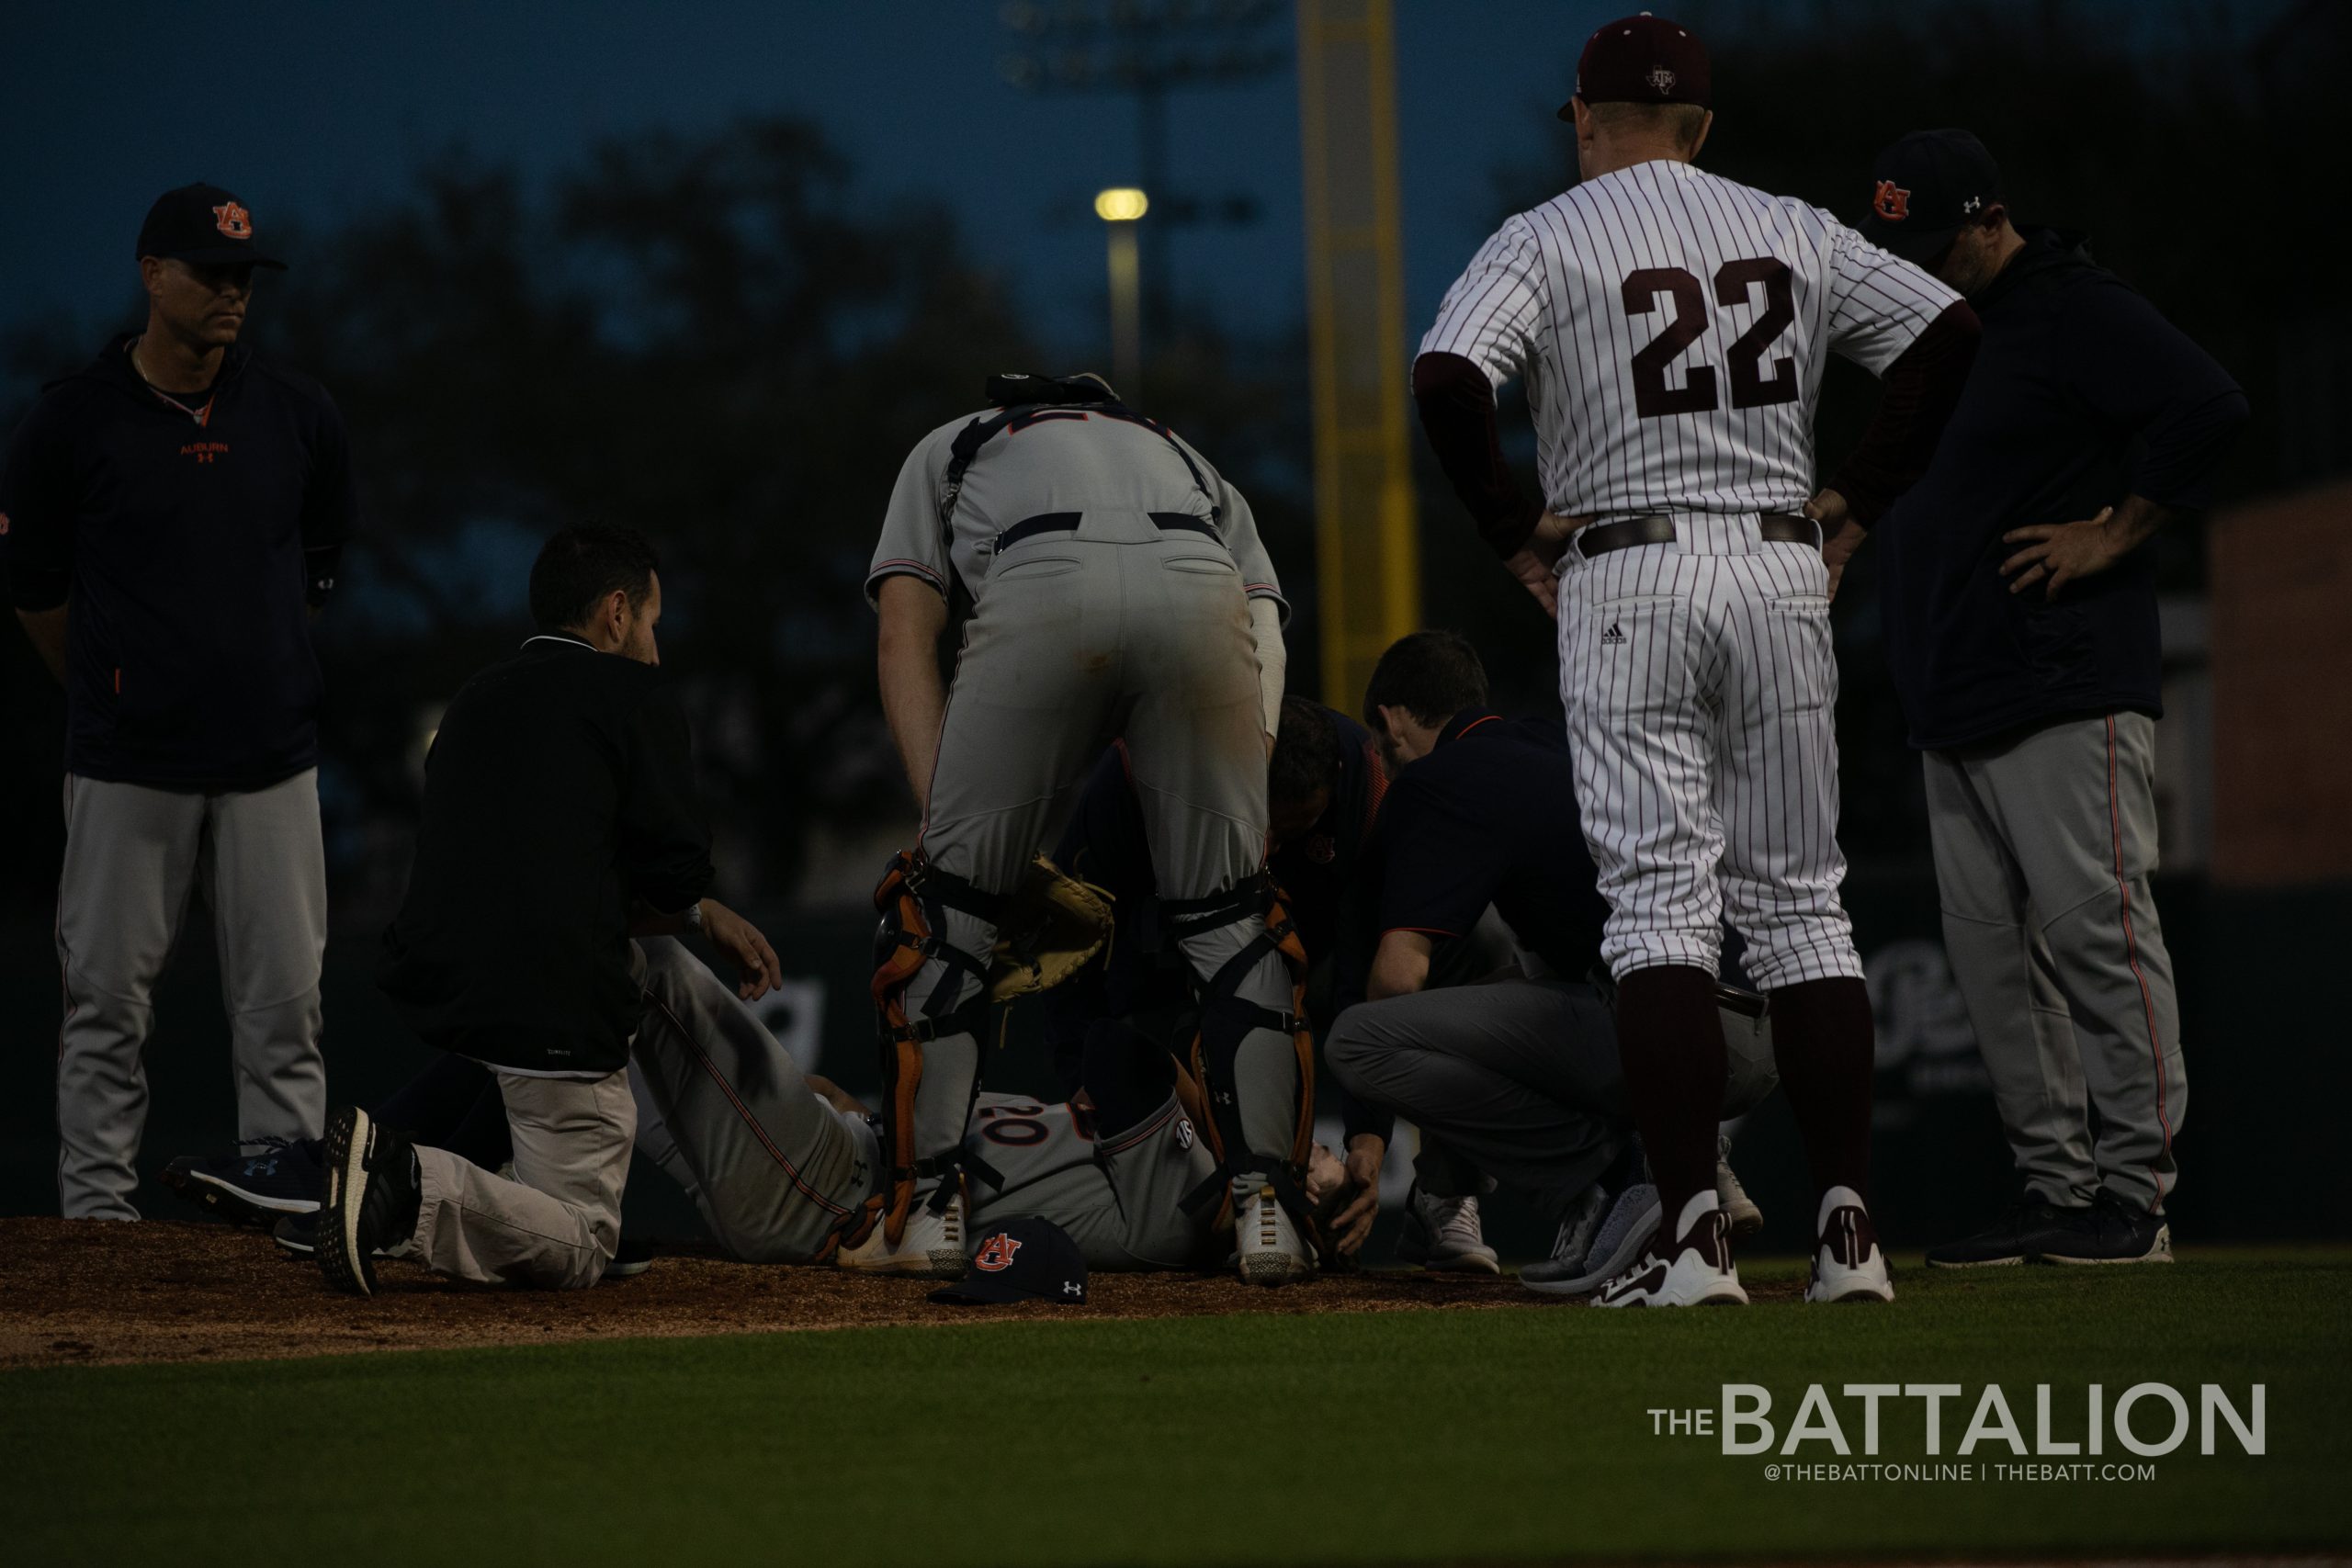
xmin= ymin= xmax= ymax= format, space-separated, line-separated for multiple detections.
xmin=1418 ymin=214 xmax=1547 ymax=391
xmin=1371 ymin=776 xmax=1504 ymax=942
xmin=0 ymin=393 xmax=79 ymax=613
xmin=864 ymin=429 xmax=953 ymax=608
xmin=1821 ymin=216 xmax=1964 ymax=377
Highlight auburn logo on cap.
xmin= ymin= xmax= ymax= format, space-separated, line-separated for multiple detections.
xmin=212 ymin=201 xmax=254 ymax=240
xmin=1872 ymin=181 xmax=1911 ymax=222
xmin=973 ymin=1234 xmax=1024 ymax=1271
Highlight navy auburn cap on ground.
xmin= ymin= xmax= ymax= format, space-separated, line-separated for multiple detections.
xmin=1858 ymin=130 xmax=2003 ymax=265
xmin=928 ymin=1215 xmax=1089 ymax=1306
xmin=1563 ymin=12 xmax=1711 ymax=117
xmin=137 ymin=184 xmax=287 ymax=270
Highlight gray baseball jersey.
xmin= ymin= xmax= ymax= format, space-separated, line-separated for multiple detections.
xmin=966 ymin=1091 xmax=1222 ymax=1269
xmin=1422 ymin=161 xmax=1958 ymax=987
xmin=865 ymin=407 xmax=1285 ymax=617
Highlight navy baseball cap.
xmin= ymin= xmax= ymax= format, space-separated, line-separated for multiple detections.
xmin=1562 ymin=12 xmax=1711 ymax=117
xmin=137 ymin=183 xmax=286 ymax=270
xmin=1858 ymin=130 xmax=2003 ymax=265
xmin=928 ymin=1215 xmax=1090 ymax=1306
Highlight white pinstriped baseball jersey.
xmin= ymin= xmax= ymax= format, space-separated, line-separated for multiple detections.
xmin=1420 ymin=159 xmax=1959 ymax=520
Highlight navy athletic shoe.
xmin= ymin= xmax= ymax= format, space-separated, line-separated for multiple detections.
xmin=317 ymin=1107 xmax=423 ymax=1297
xmin=1925 ymin=1194 xmax=2083 ymax=1268
xmin=2041 ymin=1190 xmax=2174 ymax=1265
xmin=161 ymin=1135 xmax=325 ymax=1226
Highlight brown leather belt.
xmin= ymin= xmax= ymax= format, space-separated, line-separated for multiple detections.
xmin=1575 ymin=512 xmax=1818 ymax=558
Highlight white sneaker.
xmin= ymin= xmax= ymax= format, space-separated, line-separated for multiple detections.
xmin=1804 ymin=1185 xmax=1894 ymax=1303
xmin=1716 ymin=1134 xmax=1763 ymax=1237
xmin=1593 ymin=1191 xmax=1747 ymax=1308
xmin=835 ymin=1187 xmax=967 ymax=1280
xmin=1396 ymin=1184 xmax=1500 ymax=1274
xmin=1234 ymin=1176 xmax=1314 ymax=1287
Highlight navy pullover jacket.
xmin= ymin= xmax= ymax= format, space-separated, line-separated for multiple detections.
xmin=1876 ymin=231 xmax=2248 ymax=750
xmin=0 ymin=333 xmax=355 ymax=788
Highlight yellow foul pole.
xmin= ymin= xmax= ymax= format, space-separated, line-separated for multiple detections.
xmin=1296 ymin=0 xmax=1421 ymax=714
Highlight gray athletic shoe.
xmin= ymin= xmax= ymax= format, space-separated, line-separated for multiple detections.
xmin=1717 ymin=1134 xmax=1762 ymax=1237
xmin=1396 ymin=1183 xmax=1501 ymax=1274
xmin=1524 ymin=1179 xmax=1662 ymax=1296
xmin=1519 ymin=1183 xmax=1607 ymax=1291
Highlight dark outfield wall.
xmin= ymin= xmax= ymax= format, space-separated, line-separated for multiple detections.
xmin=1 ymin=874 xmax=2340 ymax=1249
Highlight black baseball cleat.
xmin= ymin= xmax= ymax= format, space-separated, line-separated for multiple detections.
xmin=273 ymin=1210 xmax=391 ymax=1261
xmin=2040 ymin=1190 xmax=2174 ymax=1265
xmin=316 ymin=1107 xmax=422 ymax=1297
xmin=160 ymin=1136 xmax=325 ymax=1226
xmin=604 ymin=1237 xmax=656 ymax=1280
xmin=1925 ymin=1195 xmax=2084 ymax=1268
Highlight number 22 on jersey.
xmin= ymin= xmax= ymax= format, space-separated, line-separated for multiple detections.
xmin=1621 ymin=258 xmax=1796 ymax=419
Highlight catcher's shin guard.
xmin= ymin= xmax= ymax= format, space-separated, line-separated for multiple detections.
xmin=831 ymin=851 xmax=1004 ymax=1255
xmin=1166 ymin=874 xmax=1319 ymax=1249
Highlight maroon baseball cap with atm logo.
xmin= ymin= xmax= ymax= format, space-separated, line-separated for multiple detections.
xmin=1562 ymin=12 xmax=1712 ymax=117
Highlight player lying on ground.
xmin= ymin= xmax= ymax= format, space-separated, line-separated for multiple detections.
xmin=169 ymin=937 xmax=1348 ymax=1276
xmin=1318 ymin=631 xmax=1772 ymax=1292
xmin=1041 ymin=694 xmax=1477 ymax=1262
xmin=858 ymin=370 xmax=1316 ymax=1286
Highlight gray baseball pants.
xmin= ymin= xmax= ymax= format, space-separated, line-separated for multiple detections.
xmin=627 ymin=938 xmax=873 ymax=1264
xmin=54 ymin=769 xmax=328 ymax=1219
xmin=1324 ymin=979 xmax=1779 ymax=1211
xmin=1926 ymin=711 xmax=2184 ymax=1212
xmin=905 ymin=523 xmax=1294 ymax=1185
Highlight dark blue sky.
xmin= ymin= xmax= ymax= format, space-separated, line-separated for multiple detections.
xmin=5 ymin=0 xmax=2291 ymax=363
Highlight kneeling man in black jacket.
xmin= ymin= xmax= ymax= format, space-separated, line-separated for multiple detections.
xmin=318 ymin=525 xmax=777 ymax=1294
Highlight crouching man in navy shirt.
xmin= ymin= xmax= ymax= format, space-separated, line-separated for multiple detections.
xmin=1321 ymin=632 xmax=1778 ymax=1296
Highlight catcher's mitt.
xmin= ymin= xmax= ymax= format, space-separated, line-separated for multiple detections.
xmin=987 ymin=854 xmax=1114 ymax=1002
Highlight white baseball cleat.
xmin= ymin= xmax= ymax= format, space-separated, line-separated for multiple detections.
xmin=1804 ymin=1185 xmax=1895 ymax=1304
xmin=1592 ymin=1191 xmax=1747 ymax=1308
xmin=1234 ymin=1176 xmax=1314 ymax=1287
xmin=1716 ymin=1134 xmax=1763 ymax=1238
xmin=835 ymin=1187 xmax=968 ymax=1280
xmin=1396 ymin=1184 xmax=1501 ymax=1274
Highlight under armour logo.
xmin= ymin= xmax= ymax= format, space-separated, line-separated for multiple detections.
xmin=1601 ymin=621 xmax=1627 ymax=647
xmin=243 ymin=1158 xmax=278 ymax=1177
xmin=1062 ymin=1281 xmax=1083 ymax=1296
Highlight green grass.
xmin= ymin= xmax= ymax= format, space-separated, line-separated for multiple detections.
xmin=6 ymin=1252 xmax=2348 ymax=1567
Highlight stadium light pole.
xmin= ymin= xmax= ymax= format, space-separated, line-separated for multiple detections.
xmin=1095 ymin=187 xmax=1148 ymax=401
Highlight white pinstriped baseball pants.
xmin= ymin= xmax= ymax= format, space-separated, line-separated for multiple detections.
xmin=1555 ymin=513 xmax=1862 ymax=989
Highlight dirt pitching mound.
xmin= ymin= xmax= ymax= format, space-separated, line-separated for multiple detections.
xmin=3 ymin=1217 xmax=1812 ymax=1370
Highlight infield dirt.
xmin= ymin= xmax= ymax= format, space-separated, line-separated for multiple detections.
xmin=0 ymin=1216 xmax=1824 ymax=1370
